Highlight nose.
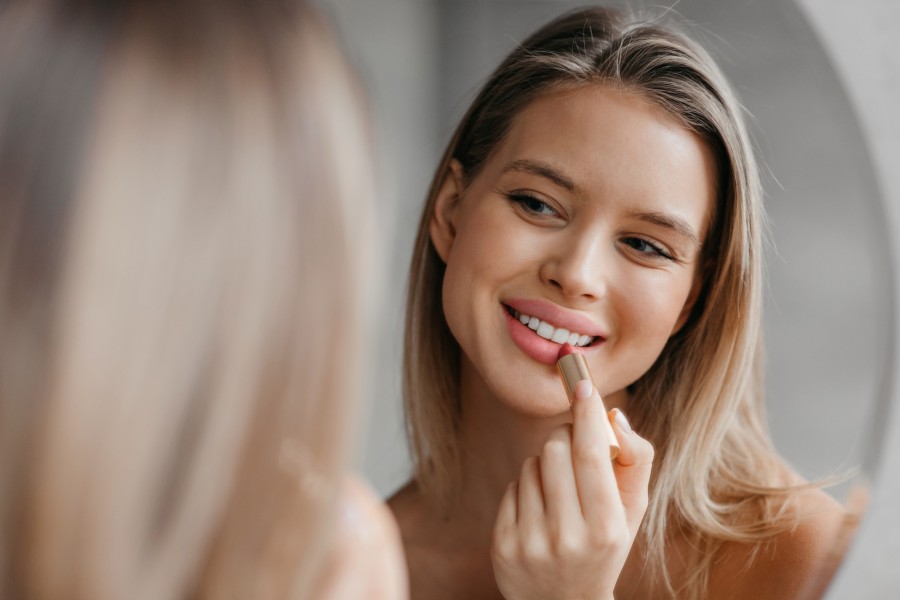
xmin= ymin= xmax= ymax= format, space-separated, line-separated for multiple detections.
xmin=539 ymin=232 xmax=609 ymax=301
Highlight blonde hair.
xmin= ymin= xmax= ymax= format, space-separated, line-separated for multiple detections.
xmin=404 ymin=7 xmax=795 ymax=598
xmin=0 ymin=1 xmax=372 ymax=598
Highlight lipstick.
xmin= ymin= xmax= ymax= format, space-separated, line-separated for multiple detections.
xmin=556 ymin=343 xmax=620 ymax=459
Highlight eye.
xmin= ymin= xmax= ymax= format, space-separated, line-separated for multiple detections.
xmin=621 ymin=237 xmax=674 ymax=261
xmin=507 ymin=192 xmax=560 ymax=217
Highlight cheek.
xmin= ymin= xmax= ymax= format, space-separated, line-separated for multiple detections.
xmin=443 ymin=207 xmax=533 ymax=288
xmin=439 ymin=206 xmax=540 ymax=351
xmin=438 ymin=223 xmax=500 ymax=343
xmin=440 ymin=251 xmax=469 ymax=344
xmin=619 ymin=271 xmax=694 ymax=341
xmin=602 ymin=274 xmax=693 ymax=391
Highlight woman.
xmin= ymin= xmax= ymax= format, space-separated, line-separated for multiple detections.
xmin=390 ymin=7 xmax=849 ymax=599
xmin=0 ymin=0 xmax=404 ymax=598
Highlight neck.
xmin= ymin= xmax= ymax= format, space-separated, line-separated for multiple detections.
xmin=447 ymin=355 xmax=572 ymax=532
xmin=425 ymin=353 xmax=632 ymax=551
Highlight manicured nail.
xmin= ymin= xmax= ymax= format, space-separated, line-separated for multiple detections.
xmin=613 ymin=408 xmax=632 ymax=433
xmin=574 ymin=379 xmax=593 ymax=400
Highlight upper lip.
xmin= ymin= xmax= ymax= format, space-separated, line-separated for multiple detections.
xmin=503 ymin=298 xmax=607 ymax=338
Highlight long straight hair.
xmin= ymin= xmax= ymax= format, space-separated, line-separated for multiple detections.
xmin=0 ymin=1 xmax=373 ymax=598
xmin=403 ymin=7 xmax=794 ymax=597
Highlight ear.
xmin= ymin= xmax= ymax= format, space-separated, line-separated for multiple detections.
xmin=429 ymin=159 xmax=466 ymax=263
xmin=672 ymin=264 xmax=707 ymax=335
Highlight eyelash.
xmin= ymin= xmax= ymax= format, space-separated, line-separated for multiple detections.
xmin=621 ymin=237 xmax=675 ymax=261
xmin=507 ymin=192 xmax=559 ymax=217
xmin=508 ymin=191 xmax=676 ymax=262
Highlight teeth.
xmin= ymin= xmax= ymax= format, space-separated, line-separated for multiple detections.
xmin=550 ymin=328 xmax=570 ymax=343
xmin=511 ymin=309 xmax=595 ymax=347
xmin=537 ymin=321 xmax=554 ymax=339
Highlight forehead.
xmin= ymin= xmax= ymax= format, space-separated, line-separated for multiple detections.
xmin=485 ymin=84 xmax=718 ymax=239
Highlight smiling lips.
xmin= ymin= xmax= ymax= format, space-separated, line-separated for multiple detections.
xmin=509 ymin=308 xmax=596 ymax=347
xmin=503 ymin=301 xmax=605 ymax=365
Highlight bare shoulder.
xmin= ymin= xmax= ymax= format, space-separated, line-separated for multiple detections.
xmin=387 ymin=479 xmax=428 ymax=544
xmin=387 ymin=479 xmax=420 ymax=514
xmin=316 ymin=476 xmax=409 ymax=600
xmin=710 ymin=488 xmax=858 ymax=599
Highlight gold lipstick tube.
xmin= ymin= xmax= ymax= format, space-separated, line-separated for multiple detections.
xmin=557 ymin=352 xmax=620 ymax=460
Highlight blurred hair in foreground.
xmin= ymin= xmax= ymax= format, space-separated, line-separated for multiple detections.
xmin=0 ymin=0 xmax=386 ymax=598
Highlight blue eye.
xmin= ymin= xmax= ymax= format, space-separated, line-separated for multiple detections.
xmin=622 ymin=237 xmax=674 ymax=261
xmin=508 ymin=193 xmax=558 ymax=217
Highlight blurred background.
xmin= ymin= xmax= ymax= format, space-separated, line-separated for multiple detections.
xmin=316 ymin=0 xmax=899 ymax=594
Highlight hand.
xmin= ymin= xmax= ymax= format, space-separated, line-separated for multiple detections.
xmin=316 ymin=475 xmax=409 ymax=600
xmin=491 ymin=380 xmax=654 ymax=600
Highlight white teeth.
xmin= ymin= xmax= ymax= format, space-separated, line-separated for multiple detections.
xmin=511 ymin=309 xmax=595 ymax=347
xmin=536 ymin=321 xmax=554 ymax=339
xmin=550 ymin=328 xmax=570 ymax=343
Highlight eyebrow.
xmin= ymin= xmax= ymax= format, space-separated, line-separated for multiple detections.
xmin=502 ymin=158 xmax=701 ymax=248
xmin=501 ymin=159 xmax=576 ymax=191
xmin=627 ymin=210 xmax=701 ymax=248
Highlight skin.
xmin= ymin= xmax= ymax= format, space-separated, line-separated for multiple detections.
xmin=317 ymin=476 xmax=409 ymax=600
xmin=435 ymin=87 xmax=710 ymax=420
xmin=389 ymin=84 xmax=850 ymax=598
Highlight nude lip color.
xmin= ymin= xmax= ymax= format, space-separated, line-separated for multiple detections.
xmin=556 ymin=343 xmax=620 ymax=459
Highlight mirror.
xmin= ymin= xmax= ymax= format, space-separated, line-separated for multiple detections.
xmin=320 ymin=0 xmax=894 ymax=594
xmin=791 ymin=0 xmax=900 ymax=596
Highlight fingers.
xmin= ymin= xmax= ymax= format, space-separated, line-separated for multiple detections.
xmin=609 ymin=408 xmax=654 ymax=536
xmin=570 ymin=379 xmax=654 ymax=537
xmin=490 ymin=392 xmax=654 ymax=600
xmin=517 ymin=455 xmax=544 ymax=526
xmin=539 ymin=424 xmax=581 ymax=532
xmin=570 ymin=380 xmax=623 ymax=525
xmin=494 ymin=480 xmax=518 ymax=542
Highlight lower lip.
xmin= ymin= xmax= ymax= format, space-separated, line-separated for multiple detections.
xmin=503 ymin=307 xmax=599 ymax=366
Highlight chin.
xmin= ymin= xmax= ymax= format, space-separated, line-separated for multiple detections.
xmin=493 ymin=379 xmax=572 ymax=419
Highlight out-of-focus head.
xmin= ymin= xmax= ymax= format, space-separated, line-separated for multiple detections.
xmin=0 ymin=0 xmax=373 ymax=598
xmin=405 ymin=6 xmax=764 ymax=505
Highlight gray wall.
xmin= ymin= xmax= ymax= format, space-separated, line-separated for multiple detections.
xmin=320 ymin=0 xmax=900 ymax=596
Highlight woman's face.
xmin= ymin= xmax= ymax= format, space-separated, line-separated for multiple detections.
xmin=431 ymin=84 xmax=716 ymax=416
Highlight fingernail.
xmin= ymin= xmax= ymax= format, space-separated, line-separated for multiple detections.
xmin=613 ymin=408 xmax=632 ymax=433
xmin=574 ymin=379 xmax=593 ymax=400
